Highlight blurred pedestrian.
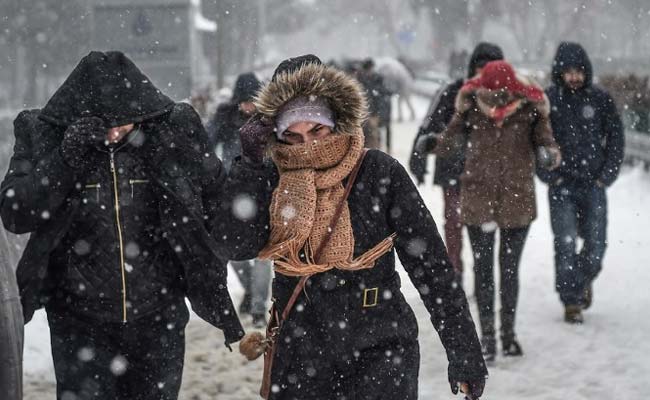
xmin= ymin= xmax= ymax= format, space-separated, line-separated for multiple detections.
xmin=0 ymin=51 xmax=244 ymax=400
xmin=419 ymin=60 xmax=561 ymax=361
xmin=356 ymin=58 xmax=391 ymax=150
xmin=218 ymin=54 xmax=487 ymax=400
xmin=410 ymin=42 xmax=504 ymax=285
xmin=207 ymin=72 xmax=261 ymax=171
xmin=538 ymin=42 xmax=624 ymax=324
xmin=206 ymin=72 xmax=271 ymax=328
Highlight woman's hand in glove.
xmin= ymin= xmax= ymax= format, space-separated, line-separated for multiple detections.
xmin=59 ymin=117 xmax=106 ymax=169
xmin=239 ymin=113 xmax=275 ymax=165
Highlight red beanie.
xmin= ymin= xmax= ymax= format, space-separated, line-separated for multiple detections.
xmin=462 ymin=60 xmax=544 ymax=102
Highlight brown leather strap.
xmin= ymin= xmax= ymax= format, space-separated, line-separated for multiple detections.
xmin=279 ymin=149 xmax=368 ymax=322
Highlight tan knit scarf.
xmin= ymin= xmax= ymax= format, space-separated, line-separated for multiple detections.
xmin=258 ymin=131 xmax=396 ymax=276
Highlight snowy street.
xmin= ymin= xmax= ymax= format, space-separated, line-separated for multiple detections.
xmin=21 ymin=98 xmax=650 ymax=399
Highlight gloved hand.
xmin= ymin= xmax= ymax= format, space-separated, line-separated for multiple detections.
xmin=414 ymin=132 xmax=437 ymax=154
xmin=450 ymin=378 xmax=486 ymax=399
xmin=60 ymin=117 xmax=106 ymax=169
xmin=239 ymin=113 xmax=274 ymax=165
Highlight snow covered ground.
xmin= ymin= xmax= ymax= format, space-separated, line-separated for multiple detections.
xmin=22 ymin=97 xmax=650 ymax=399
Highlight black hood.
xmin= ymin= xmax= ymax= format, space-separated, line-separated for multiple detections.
xmin=551 ymin=42 xmax=593 ymax=87
xmin=231 ymin=72 xmax=261 ymax=105
xmin=467 ymin=42 xmax=504 ymax=78
xmin=40 ymin=51 xmax=174 ymax=127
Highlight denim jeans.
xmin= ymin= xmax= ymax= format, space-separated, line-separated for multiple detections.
xmin=231 ymin=258 xmax=272 ymax=316
xmin=549 ymin=181 xmax=607 ymax=306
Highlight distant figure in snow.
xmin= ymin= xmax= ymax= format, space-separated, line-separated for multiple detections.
xmin=376 ymin=56 xmax=416 ymax=122
xmin=218 ymin=54 xmax=488 ymax=400
xmin=538 ymin=42 xmax=624 ymax=324
xmin=410 ymin=42 xmax=504 ymax=286
xmin=0 ymin=51 xmax=244 ymax=400
xmin=418 ymin=60 xmax=561 ymax=362
xmin=355 ymin=58 xmax=391 ymax=150
xmin=207 ymin=72 xmax=272 ymax=328
xmin=207 ymin=72 xmax=261 ymax=172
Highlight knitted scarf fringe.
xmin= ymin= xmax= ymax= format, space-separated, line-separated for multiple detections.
xmin=258 ymin=233 xmax=397 ymax=277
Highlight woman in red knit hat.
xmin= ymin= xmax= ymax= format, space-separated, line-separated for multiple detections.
xmin=419 ymin=60 xmax=561 ymax=361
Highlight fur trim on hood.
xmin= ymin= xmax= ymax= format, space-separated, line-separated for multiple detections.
xmin=254 ymin=62 xmax=368 ymax=135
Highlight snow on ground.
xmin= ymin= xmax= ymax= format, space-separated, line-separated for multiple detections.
xmin=23 ymin=96 xmax=650 ymax=399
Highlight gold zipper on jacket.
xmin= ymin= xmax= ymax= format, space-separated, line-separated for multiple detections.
xmin=109 ymin=150 xmax=128 ymax=323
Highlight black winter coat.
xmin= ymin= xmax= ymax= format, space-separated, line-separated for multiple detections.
xmin=214 ymin=150 xmax=488 ymax=384
xmin=409 ymin=79 xmax=465 ymax=187
xmin=538 ymin=42 xmax=625 ymax=186
xmin=0 ymin=51 xmax=243 ymax=344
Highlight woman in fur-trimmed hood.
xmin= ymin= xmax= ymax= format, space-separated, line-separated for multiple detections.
xmin=431 ymin=60 xmax=560 ymax=362
xmin=214 ymin=55 xmax=487 ymax=400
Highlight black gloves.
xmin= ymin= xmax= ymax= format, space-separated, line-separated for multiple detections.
xmin=59 ymin=117 xmax=106 ymax=169
xmin=239 ymin=113 xmax=274 ymax=165
xmin=450 ymin=378 xmax=486 ymax=399
xmin=414 ymin=132 xmax=438 ymax=154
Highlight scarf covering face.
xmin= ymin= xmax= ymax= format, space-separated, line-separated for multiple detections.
xmin=258 ymin=131 xmax=396 ymax=276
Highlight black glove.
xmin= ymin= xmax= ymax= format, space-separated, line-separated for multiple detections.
xmin=239 ymin=113 xmax=274 ymax=165
xmin=414 ymin=132 xmax=437 ymax=154
xmin=59 ymin=117 xmax=106 ymax=169
xmin=450 ymin=378 xmax=486 ymax=399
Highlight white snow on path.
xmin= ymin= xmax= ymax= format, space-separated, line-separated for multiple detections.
xmin=23 ymin=97 xmax=650 ymax=399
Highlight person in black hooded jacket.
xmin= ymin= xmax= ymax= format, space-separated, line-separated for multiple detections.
xmin=538 ymin=42 xmax=624 ymax=324
xmin=0 ymin=51 xmax=244 ymax=400
xmin=207 ymin=72 xmax=272 ymax=327
xmin=214 ymin=55 xmax=487 ymax=400
xmin=409 ymin=43 xmax=504 ymax=282
xmin=207 ymin=72 xmax=262 ymax=171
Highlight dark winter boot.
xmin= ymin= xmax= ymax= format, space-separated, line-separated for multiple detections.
xmin=582 ymin=284 xmax=593 ymax=310
xmin=501 ymin=336 xmax=523 ymax=357
xmin=239 ymin=293 xmax=252 ymax=316
xmin=564 ymin=305 xmax=584 ymax=324
xmin=481 ymin=336 xmax=496 ymax=363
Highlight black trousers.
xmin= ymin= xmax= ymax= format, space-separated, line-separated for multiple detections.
xmin=47 ymin=301 xmax=189 ymax=400
xmin=467 ymin=225 xmax=530 ymax=339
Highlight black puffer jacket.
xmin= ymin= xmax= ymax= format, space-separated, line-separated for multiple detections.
xmin=539 ymin=42 xmax=625 ymax=186
xmin=0 ymin=51 xmax=243 ymax=344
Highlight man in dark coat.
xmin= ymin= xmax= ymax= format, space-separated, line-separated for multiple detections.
xmin=409 ymin=43 xmax=504 ymax=281
xmin=217 ymin=55 xmax=487 ymax=400
xmin=538 ymin=42 xmax=625 ymax=324
xmin=207 ymin=72 xmax=261 ymax=172
xmin=0 ymin=51 xmax=244 ymax=400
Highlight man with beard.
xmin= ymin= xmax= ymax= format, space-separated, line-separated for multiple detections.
xmin=539 ymin=42 xmax=624 ymax=324
xmin=0 ymin=51 xmax=244 ymax=399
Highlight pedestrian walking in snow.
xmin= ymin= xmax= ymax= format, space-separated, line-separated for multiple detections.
xmin=418 ymin=60 xmax=561 ymax=362
xmin=356 ymin=58 xmax=392 ymax=150
xmin=0 ymin=228 xmax=23 ymax=400
xmin=207 ymin=72 xmax=261 ymax=172
xmin=207 ymin=72 xmax=272 ymax=328
xmin=217 ymin=55 xmax=487 ymax=400
xmin=410 ymin=42 xmax=504 ymax=285
xmin=0 ymin=51 xmax=244 ymax=400
xmin=538 ymin=42 xmax=625 ymax=324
